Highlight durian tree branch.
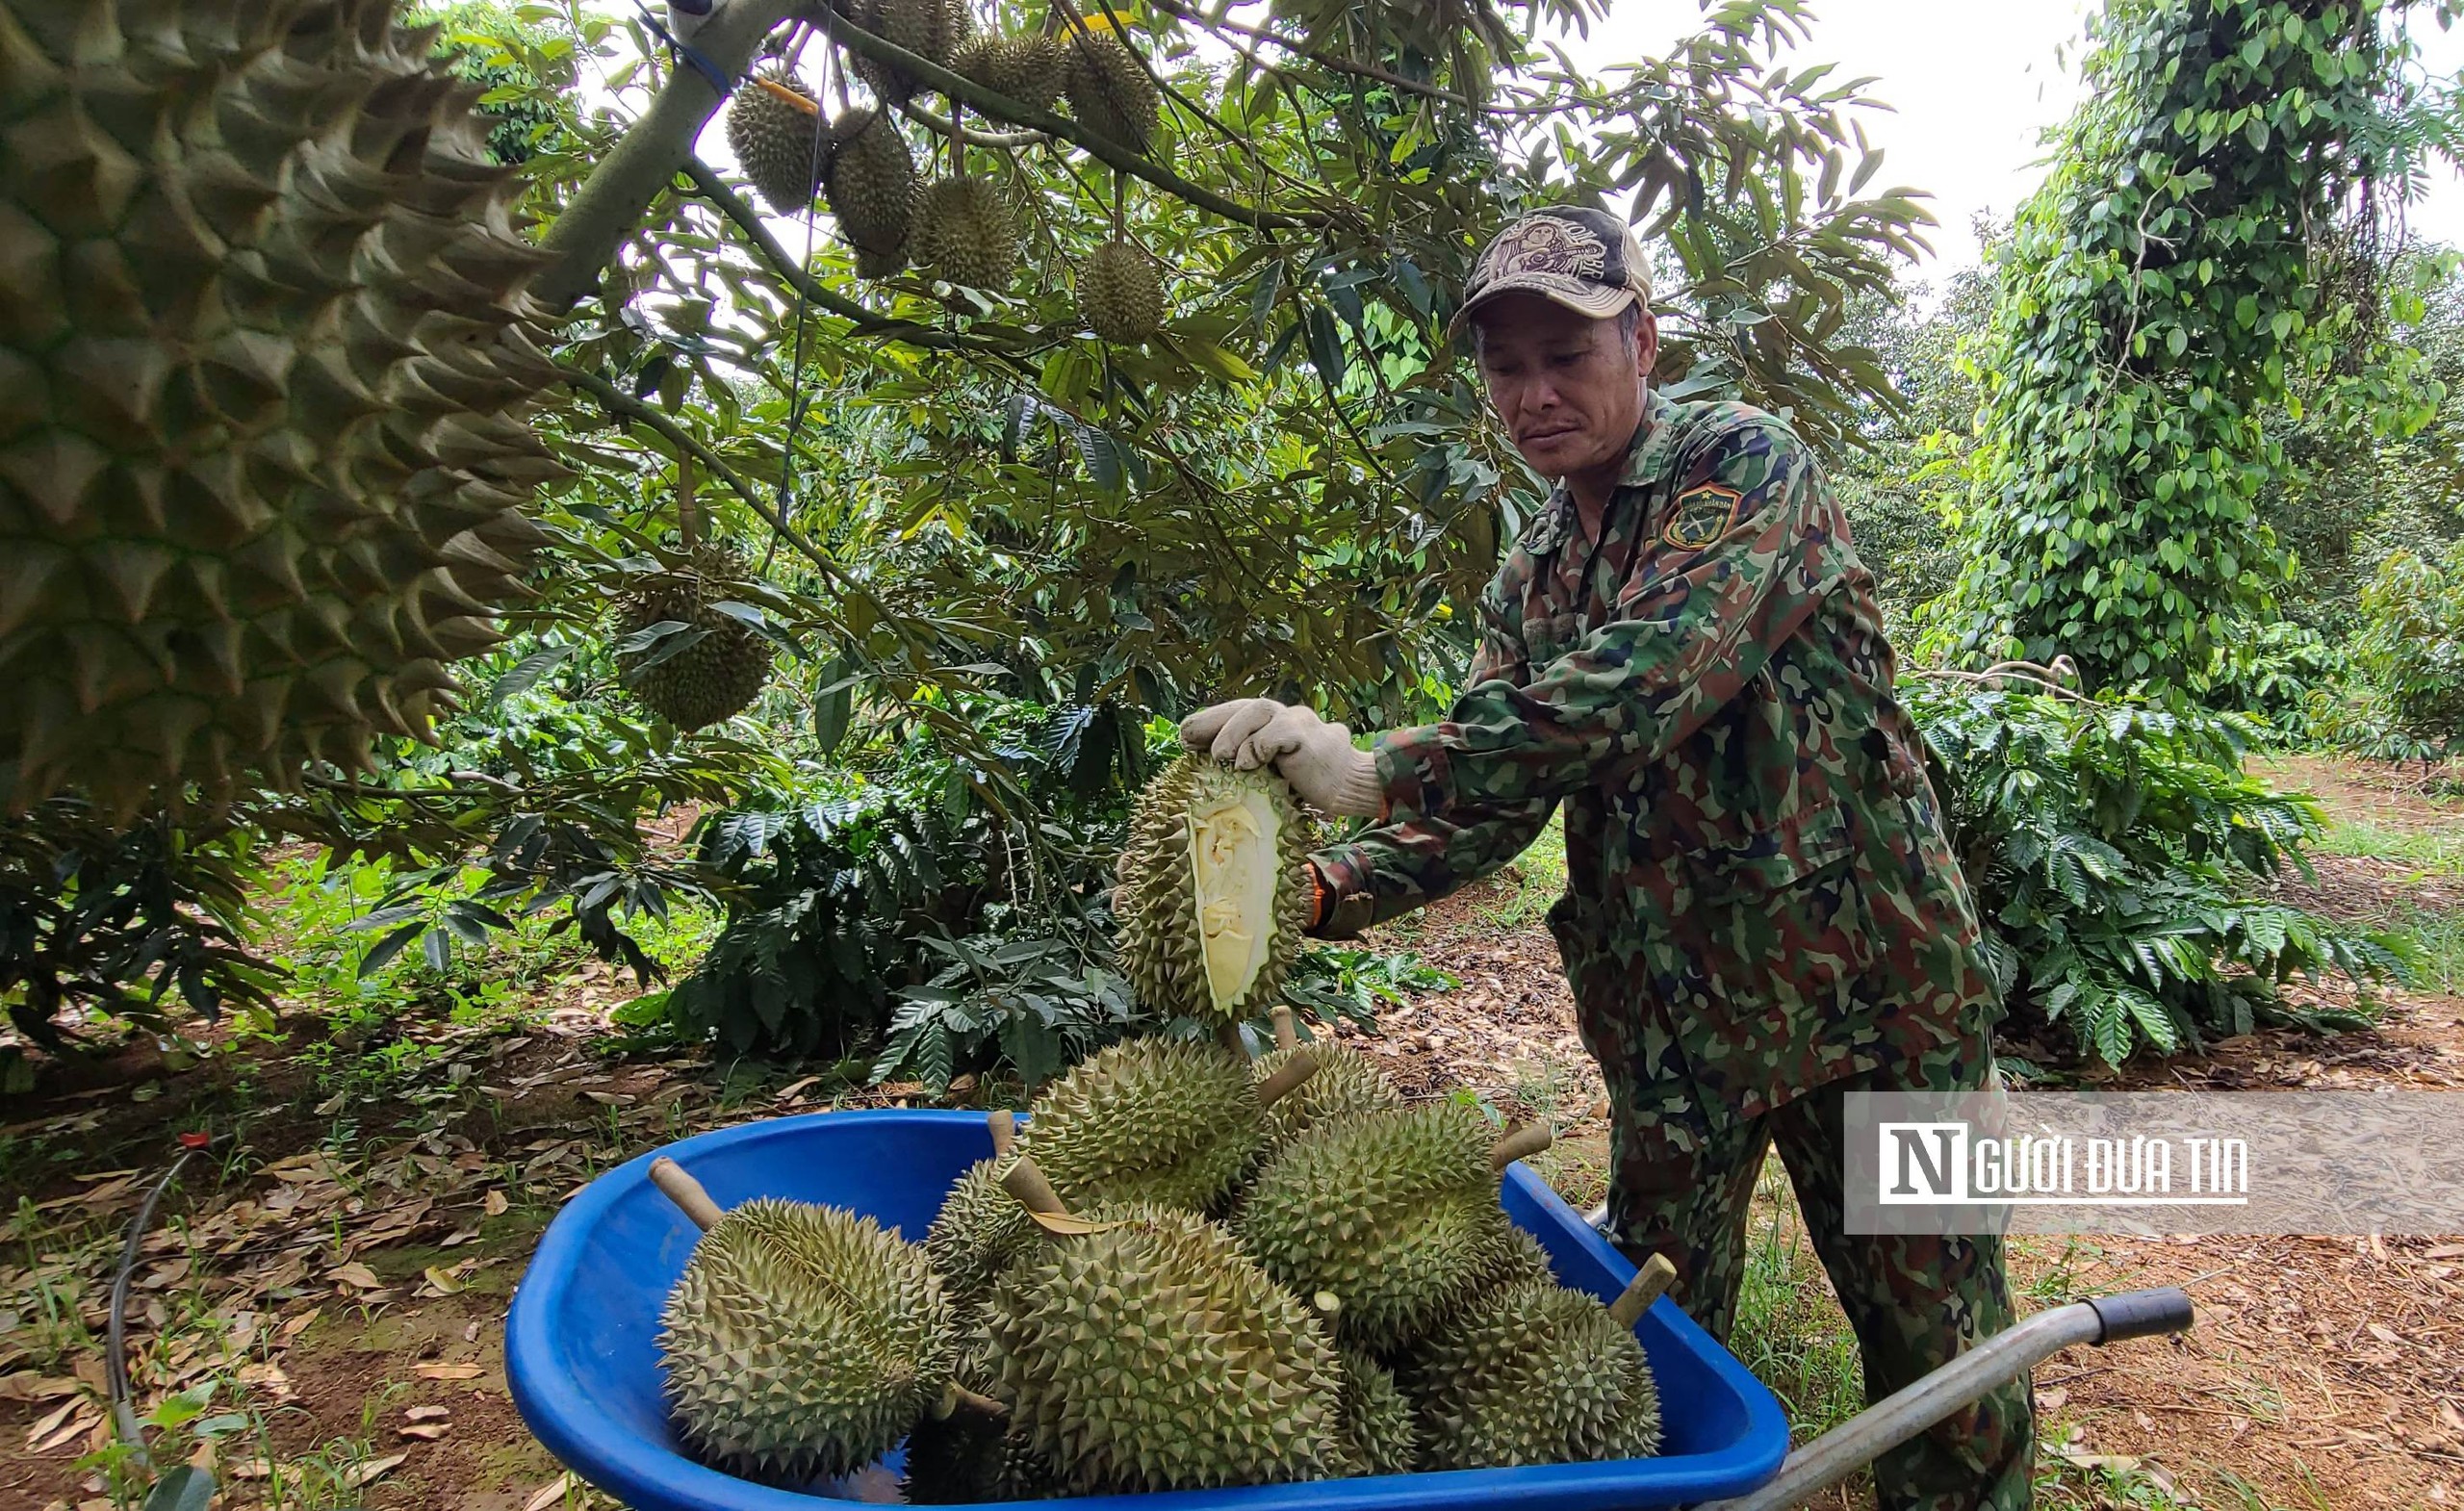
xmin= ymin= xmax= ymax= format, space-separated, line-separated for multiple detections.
xmin=897 ymin=99 xmax=1046 ymax=148
xmin=680 ymin=159 xmax=1010 ymax=353
xmin=558 ymin=364 xmax=847 ymax=588
xmin=819 ymin=13 xmax=1326 ymax=231
xmin=534 ymin=0 xmax=805 ymax=309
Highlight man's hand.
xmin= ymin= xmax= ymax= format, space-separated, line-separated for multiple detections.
xmin=1178 ymin=699 xmax=1384 ymax=817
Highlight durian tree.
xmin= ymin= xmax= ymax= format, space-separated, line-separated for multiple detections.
xmin=0 ymin=0 xmax=1933 ymax=1056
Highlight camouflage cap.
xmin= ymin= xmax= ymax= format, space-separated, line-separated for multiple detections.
xmin=1450 ymin=206 xmax=1653 ymax=339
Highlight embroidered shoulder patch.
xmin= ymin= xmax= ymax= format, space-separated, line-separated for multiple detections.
xmin=1662 ymin=484 xmax=1742 ymax=550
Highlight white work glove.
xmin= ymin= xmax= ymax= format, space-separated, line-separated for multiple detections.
xmin=1179 ymin=699 xmax=1384 ymax=818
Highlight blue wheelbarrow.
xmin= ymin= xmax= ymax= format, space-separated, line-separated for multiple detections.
xmin=505 ymin=1109 xmax=2191 ymax=1511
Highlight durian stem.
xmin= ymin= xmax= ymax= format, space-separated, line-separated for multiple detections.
xmin=649 ymin=1157 xmax=726 ymax=1232
xmin=678 ymin=455 xmax=701 ymax=551
xmin=1490 ymin=1123 xmax=1555 ymax=1171
xmin=1254 ymin=1049 xmax=1321 ymax=1108
xmin=933 ymin=1382 xmax=1011 ymax=1421
xmin=1608 ymin=1253 xmax=1680 ymax=1330
xmin=999 ymin=1156 xmax=1070 ymax=1217
xmin=987 ymin=1109 xmax=1016 ymax=1156
xmin=1270 ymin=1006 xmax=1299 ymax=1053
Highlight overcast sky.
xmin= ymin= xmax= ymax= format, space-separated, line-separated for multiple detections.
xmin=1566 ymin=0 xmax=2464 ymax=278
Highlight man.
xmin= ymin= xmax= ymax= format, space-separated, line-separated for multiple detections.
xmin=1183 ymin=207 xmax=2032 ymax=1511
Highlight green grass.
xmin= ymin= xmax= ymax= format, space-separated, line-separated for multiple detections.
xmin=1469 ymin=808 xmax=1569 ymax=931
xmin=2316 ymin=817 xmax=2464 ymax=874
xmin=1728 ymin=1154 xmax=1867 ymax=1447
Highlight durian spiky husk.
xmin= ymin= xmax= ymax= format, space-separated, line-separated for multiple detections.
xmin=0 ymin=0 xmax=565 ymax=813
xmin=954 ymin=33 xmax=1067 ymax=115
xmin=1334 ymin=1347 xmax=1420 ymax=1477
xmin=1020 ymin=1037 xmax=1263 ymax=1212
xmin=1079 ymin=240 xmax=1165 ymax=344
xmin=847 ymin=0 xmax=970 ymax=103
xmin=924 ymin=1154 xmax=1040 ymax=1307
xmin=1233 ymin=1102 xmax=1524 ymax=1351
xmin=726 ymin=67 xmax=829 ymax=216
xmin=988 ymin=1201 xmax=1347 ymax=1493
xmin=658 ymin=1198 xmax=956 ymax=1484
xmin=899 ymin=1311 xmax=1064 ymax=1504
xmin=911 ymin=176 xmax=1020 ymax=290
xmin=1399 ymin=1278 xmax=1664 ymax=1470
xmin=1252 ymin=1039 xmax=1401 ymax=1149
xmin=821 ymin=106 xmax=915 ymax=276
xmin=1115 ymin=756 xmax=1313 ymax=1025
xmin=612 ymin=543 xmax=776 ymax=731
xmin=1061 ymin=32 xmax=1160 ymax=150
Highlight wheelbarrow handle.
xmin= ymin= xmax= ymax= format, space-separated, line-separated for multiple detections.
xmin=1691 ymin=1287 xmax=2192 ymax=1511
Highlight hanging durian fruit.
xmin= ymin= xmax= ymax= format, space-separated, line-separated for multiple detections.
xmin=1399 ymin=1268 xmax=1667 ymax=1470
xmin=954 ymin=33 xmax=1068 ymax=115
xmin=1255 ymin=1008 xmax=1402 ymax=1148
xmin=845 ymin=0 xmax=970 ymax=103
xmin=0 ymin=0 xmax=566 ymax=813
xmin=612 ymin=542 xmax=777 ymax=731
xmin=911 ymin=176 xmax=1021 ymax=290
xmin=1115 ymin=755 xmax=1314 ymax=1026
xmin=648 ymin=1159 xmax=966 ymax=1485
xmin=1334 ymin=1347 xmax=1421 ymax=1477
xmin=1079 ymin=240 xmax=1165 ymax=344
xmin=988 ymin=1165 xmax=1349 ymax=1493
xmin=1234 ymin=1104 xmax=1553 ymax=1351
xmin=822 ymin=106 xmax=917 ymax=277
xmin=1061 ymin=32 xmax=1160 ymax=150
xmin=726 ymin=67 xmax=831 ymax=216
xmin=1019 ymin=1037 xmax=1316 ymax=1213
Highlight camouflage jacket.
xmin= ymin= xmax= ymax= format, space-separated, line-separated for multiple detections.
xmin=1309 ymin=391 xmax=1995 ymax=1118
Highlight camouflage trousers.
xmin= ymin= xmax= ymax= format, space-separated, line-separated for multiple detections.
xmin=1590 ymin=1046 xmax=2033 ymax=1511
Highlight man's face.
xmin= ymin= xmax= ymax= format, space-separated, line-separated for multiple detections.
xmin=1471 ymin=294 xmax=1656 ymax=481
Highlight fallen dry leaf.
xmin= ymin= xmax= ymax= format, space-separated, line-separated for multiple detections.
xmin=0 ymin=1374 xmax=84 ymax=1402
xmin=24 ymin=1397 xmax=80 ymax=1447
xmin=398 ymin=1422 xmax=451 ymax=1442
xmin=225 ymin=1459 xmax=270 ymax=1480
xmin=405 ymin=1405 xmax=451 ymax=1422
xmin=2038 ymin=1387 xmax=2068 ymax=1412
xmin=485 ymin=1189 xmax=510 ymax=1216
xmin=343 ymin=1452 xmax=408 ymax=1488
xmin=2426 ymin=1243 xmax=2464 ymax=1261
xmin=327 ymin=1262 xmax=385 ymax=1291
xmin=2368 ymin=1322 xmax=2404 ymax=1346
xmin=415 ymin=1362 xmax=484 ymax=1381
xmin=524 ymin=1472 xmax=578 ymax=1511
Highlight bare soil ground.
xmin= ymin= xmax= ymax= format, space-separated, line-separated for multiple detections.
xmin=3 ymin=757 xmax=2461 ymax=1510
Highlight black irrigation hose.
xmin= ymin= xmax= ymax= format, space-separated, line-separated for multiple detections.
xmin=107 ymin=1138 xmax=207 ymax=1466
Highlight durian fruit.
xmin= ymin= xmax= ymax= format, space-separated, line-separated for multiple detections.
xmin=1334 ymin=1347 xmax=1420 ymax=1477
xmin=654 ymin=1178 xmax=960 ymax=1483
xmin=1018 ymin=1037 xmax=1303 ymax=1213
xmin=987 ymin=1172 xmax=1349 ymax=1494
xmin=846 ymin=0 xmax=970 ymax=103
xmin=954 ymin=33 xmax=1068 ymax=115
xmin=612 ymin=543 xmax=776 ymax=731
xmin=1079 ymin=240 xmax=1166 ymax=344
xmin=726 ymin=68 xmax=831 ymax=216
xmin=900 ymin=1311 xmax=1064 ymax=1504
xmin=1061 ymin=32 xmax=1162 ymax=150
xmin=822 ymin=107 xmax=917 ymax=277
xmin=1233 ymin=1104 xmax=1551 ymax=1351
xmin=0 ymin=0 xmax=566 ymax=813
xmin=1254 ymin=1009 xmax=1402 ymax=1148
xmin=911 ymin=177 xmax=1021 ymax=290
xmin=1115 ymin=756 xmax=1314 ymax=1027
xmin=1398 ymin=1272 xmax=1665 ymax=1470
xmin=925 ymin=1150 xmax=1040 ymax=1309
